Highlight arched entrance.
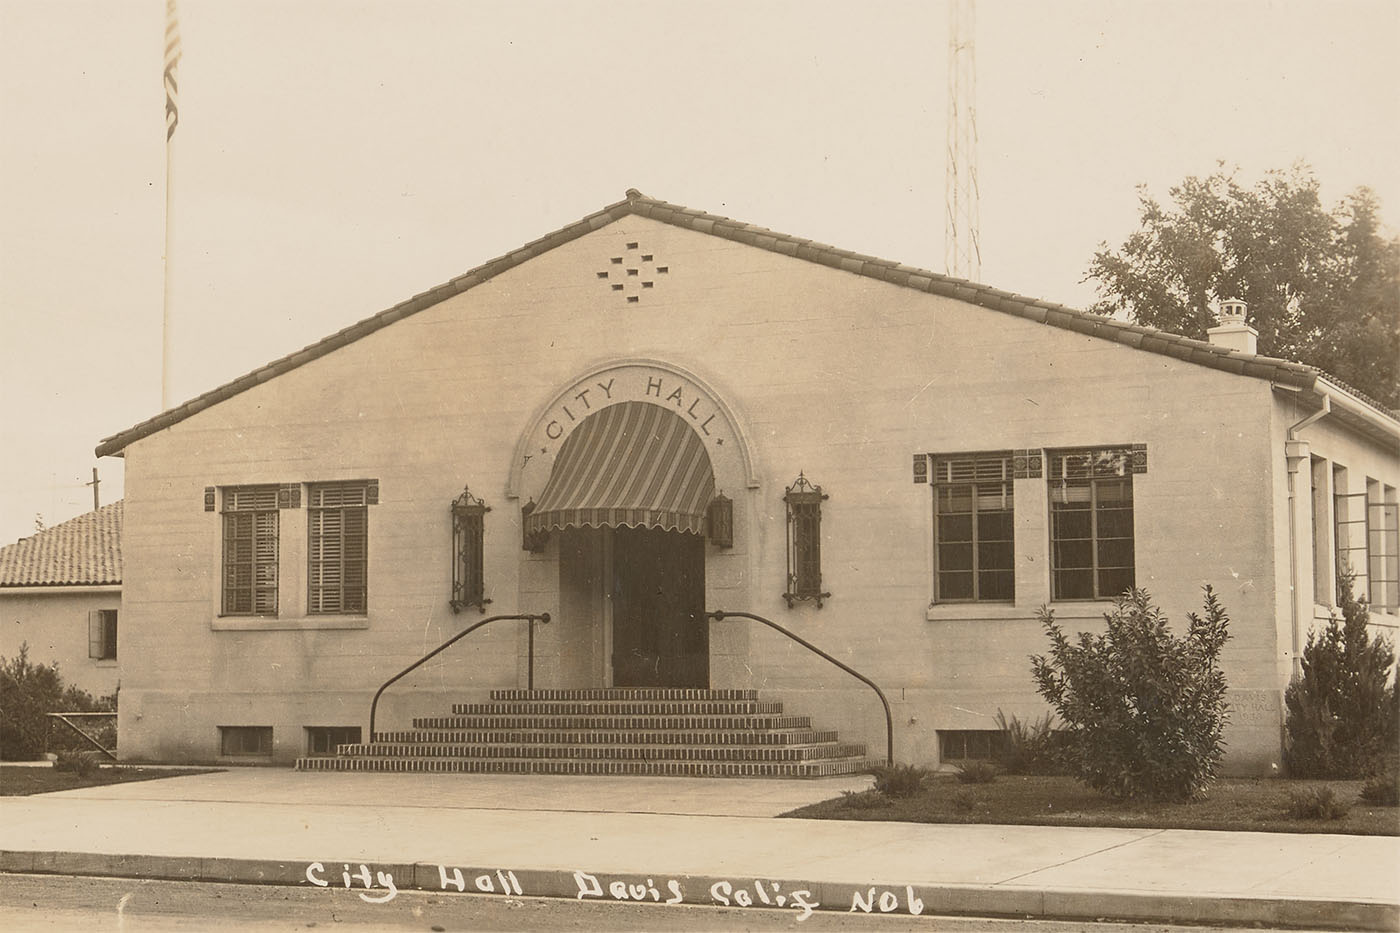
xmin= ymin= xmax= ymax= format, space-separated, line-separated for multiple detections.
xmin=526 ymin=401 xmax=714 ymax=688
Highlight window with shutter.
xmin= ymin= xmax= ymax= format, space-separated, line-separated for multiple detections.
xmin=932 ymin=452 xmax=1015 ymax=602
xmin=1048 ymin=447 xmax=1139 ymax=600
xmin=88 ymin=609 xmax=117 ymax=660
xmin=222 ymin=486 xmax=279 ymax=616
xmin=308 ymin=481 xmax=371 ymax=614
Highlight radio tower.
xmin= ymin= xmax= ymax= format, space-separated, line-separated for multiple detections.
xmin=945 ymin=0 xmax=980 ymax=281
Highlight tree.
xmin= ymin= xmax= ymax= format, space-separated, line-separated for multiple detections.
xmin=1030 ymin=588 xmax=1231 ymax=801
xmin=1284 ymin=572 xmax=1398 ymax=778
xmin=0 ymin=644 xmax=112 ymax=760
xmin=1087 ymin=164 xmax=1400 ymax=408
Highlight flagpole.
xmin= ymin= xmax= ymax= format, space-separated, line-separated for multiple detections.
xmin=161 ymin=0 xmax=181 ymax=410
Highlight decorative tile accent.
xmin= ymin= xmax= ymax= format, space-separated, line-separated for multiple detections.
xmin=912 ymin=453 xmax=928 ymax=484
xmin=277 ymin=484 xmax=301 ymax=509
xmin=366 ymin=479 xmax=379 ymax=505
xmin=1012 ymin=449 xmax=1043 ymax=479
xmin=1132 ymin=443 xmax=1148 ymax=474
xmin=204 ymin=487 xmax=216 ymax=511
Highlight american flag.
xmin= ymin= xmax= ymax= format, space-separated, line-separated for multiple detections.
xmin=164 ymin=0 xmax=181 ymax=141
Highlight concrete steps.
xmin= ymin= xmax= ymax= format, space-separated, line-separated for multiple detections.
xmin=296 ymin=688 xmax=868 ymax=778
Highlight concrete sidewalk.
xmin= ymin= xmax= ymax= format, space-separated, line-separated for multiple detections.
xmin=1 ymin=769 xmax=1396 ymax=930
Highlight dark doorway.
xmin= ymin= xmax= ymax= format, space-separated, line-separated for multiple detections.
xmin=611 ymin=527 xmax=707 ymax=688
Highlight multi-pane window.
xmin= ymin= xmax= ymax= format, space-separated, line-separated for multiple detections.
xmin=222 ymin=486 xmax=279 ymax=615
xmin=932 ymin=453 xmax=1014 ymax=602
xmin=1370 ymin=492 xmax=1399 ymax=611
xmin=88 ymin=609 xmax=117 ymax=660
xmin=939 ymin=730 xmax=1007 ymax=761
xmin=308 ymin=481 xmax=370 ymax=614
xmin=305 ymin=726 xmax=361 ymax=757
xmin=219 ymin=725 xmax=273 ymax=757
xmin=1049 ymin=448 xmax=1136 ymax=600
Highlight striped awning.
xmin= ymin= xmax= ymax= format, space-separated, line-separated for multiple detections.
xmin=525 ymin=401 xmax=715 ymax=537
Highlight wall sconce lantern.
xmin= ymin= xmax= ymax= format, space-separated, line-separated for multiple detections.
xmin=783 ymin=472 xmax=830 ymax=608
xmin=451 ymin=486 xmax=491 ymax=613
xmin=707 ymin=493 xmax=733 ymax=549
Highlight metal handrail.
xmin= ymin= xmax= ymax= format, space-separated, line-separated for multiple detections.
xmin=707 ymin=609 xmax=894 ymax=765
xmin=368 ymin=612 xmax=550 ymax=739
xmin=46 ymin=712 xmax=118 ymax=760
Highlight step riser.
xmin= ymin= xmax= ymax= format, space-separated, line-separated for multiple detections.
xmin=339 ymin=744 xmax=867 ymax=762
xmin=492 ymin=688 xmax=758 ymax=701
xmin=451 ymin=701 xmax=784 ymax=716
xmin=296 ymin=757 xmax=871 ymax=778
xmin=373 ymin=729 xmax=840 ymax=746
xmin=413 ymin=715 xmax=813 ymax=731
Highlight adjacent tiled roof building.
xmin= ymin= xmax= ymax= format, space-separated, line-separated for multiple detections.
xmin=0 ymin=501 xmax=123 ymax=587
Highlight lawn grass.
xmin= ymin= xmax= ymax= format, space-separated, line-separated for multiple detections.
xmin=0 ymin=765 xmax=217 ymax=796
xmin=782 ymin=774 xmax=1400 ymax=835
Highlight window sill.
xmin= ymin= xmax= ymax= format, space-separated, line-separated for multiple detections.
xmin=93 ymin=659 xmax=118 ymax=668
xmin=926 ymin=600 xmax=1116 ymax=623
xmin=211 ymin=615 xmax=370 ymax=631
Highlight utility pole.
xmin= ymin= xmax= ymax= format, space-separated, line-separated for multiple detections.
xmin=86 ymin=468 xmax=101 ymax=511
xmin=945 ymin=0 xmax=981 ymax=281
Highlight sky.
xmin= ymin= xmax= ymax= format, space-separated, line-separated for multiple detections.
xmin=1 ymin=0 xmax=1397 ymax=547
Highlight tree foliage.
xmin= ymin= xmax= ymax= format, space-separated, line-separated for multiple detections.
xmin=1284 ymin=573 xmax=1398 ymax=778
xmin=0 ymin=644 xmax=113 ymax=760
xmin=1087 ymin=164 xmax=1400 ymax=408
xmin=1030 ymin=588 xmax=1231 ymax=801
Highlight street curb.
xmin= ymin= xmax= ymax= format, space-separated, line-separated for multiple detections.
xmin=2 ymin=849 xmax=1396 ymax=931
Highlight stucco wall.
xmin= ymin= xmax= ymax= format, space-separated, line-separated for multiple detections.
xmin=0 ymin=589 xmax=121 ymax=698
xmin=116 ymin=215 xmax=1302 ymax=769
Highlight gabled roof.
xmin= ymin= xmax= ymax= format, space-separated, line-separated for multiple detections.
xmin=96 ymin=189 xmax=1389 ymax=458
xmin=0 ymin=501 xmax=122 ymax=588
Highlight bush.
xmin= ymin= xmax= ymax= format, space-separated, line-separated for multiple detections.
xmin=994 ymin=710 xmax=1064 ymax=775
xmin=1284 ymin=572 xmax=1397 ymax=778
xmin=869 ymin=763 xmax=930 ymax=798
xmin=1286 ymin=786 xmax=1352 ymax=820
xmin=838 ymin=789 xmax=889 ymax=810
xmin=1030 ymin=587 xmax=1231 ymax=801
xmin=956 ymin=760 xmax=999 ymax=784
xmin=1360 ymin=771 xmax=1400 ymax=806
xmin=53 ymin=749 xmax=101 ymax=778
xmin=0 ymin=644 xmax=114 ymax=761
xmin=950 ymin=789 xmax=977 ymax=814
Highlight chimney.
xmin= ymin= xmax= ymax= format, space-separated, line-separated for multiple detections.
xmin=1207 ymin=298 xmax=1258 ymax=355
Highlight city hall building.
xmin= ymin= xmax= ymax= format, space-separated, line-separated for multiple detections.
xmin=96 ymin=190 xmax=1400 ymax=775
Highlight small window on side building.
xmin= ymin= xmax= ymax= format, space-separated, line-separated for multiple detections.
xmin=88 ymin=609 xmax=117 ymax=660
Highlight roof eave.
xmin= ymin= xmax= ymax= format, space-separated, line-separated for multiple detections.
xmin=94 ymin=188 xmax=1349 ymax=457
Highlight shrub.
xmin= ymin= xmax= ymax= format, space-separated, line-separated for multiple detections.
xmin=0 ymin=644 xmax=114 ymax=761
xmin=1030 ymin=587 xmax=1231 ymax=801
xmin=994 ymin=710 xmax=1064 ymax=775
xmin=950 ymin=789 xmax=976 ymax=814
xmin=956 ymin=760 xmax=999 ymax=784
xmin=1284 ymin=572 xmax=1397 ymax=778
xmin=1360 ymin=771 xmax=1400 ymax=806
xmin=869 ymin=763 xmax=930 ymax=798
xmin=53 ymin=749 xmax=101 ymax=778
xmin=1286 ymin=786 xmax=1351 ymax=820
xmin=838 ymin=789 xmax=889 ymax=810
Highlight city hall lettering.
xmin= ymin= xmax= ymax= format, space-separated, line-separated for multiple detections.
xmin=538 ymin=373 xmax=723 ymax=449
